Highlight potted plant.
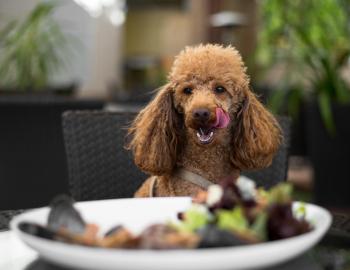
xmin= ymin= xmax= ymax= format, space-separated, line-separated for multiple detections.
xmin=256 ymin=0 xmax=350 ymax=207
xmin=0 ymin=1 xmax=76 ymax=95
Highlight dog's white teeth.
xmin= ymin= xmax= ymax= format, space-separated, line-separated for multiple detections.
xmin=196 ymin=130 xmax=214 ymax=143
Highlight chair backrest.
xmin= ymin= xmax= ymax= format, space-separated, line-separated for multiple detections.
xmin=242 ymin=116 xmax=291 ymax=188
xmin=63 ymin=111 xmax=290 ymax=201
xmin=62 ymin=110 xmax=146 ymax=201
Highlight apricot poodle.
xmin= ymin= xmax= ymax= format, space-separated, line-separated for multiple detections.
xmin=127 ymin=44 xmax=282 ymax=197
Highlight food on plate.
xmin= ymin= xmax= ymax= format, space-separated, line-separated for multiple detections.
xmin=18 ymin=177 xmax=311 ymax=249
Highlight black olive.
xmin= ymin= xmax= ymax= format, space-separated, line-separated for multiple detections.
xmin=177 ymin=212 xmax=185 ymax=220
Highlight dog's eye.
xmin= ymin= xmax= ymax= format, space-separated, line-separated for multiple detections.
xmin=183 ymin=87 xmax=193 ymax=95
xmin=215 ymin=86 xmax=226 ymax=94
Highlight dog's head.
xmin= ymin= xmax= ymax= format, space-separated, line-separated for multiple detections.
xmin=128 ymin=44 xmax=282 ymax=175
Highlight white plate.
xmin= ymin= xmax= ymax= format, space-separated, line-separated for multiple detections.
xmin=11 ymin=197 xmax=331 ymax=270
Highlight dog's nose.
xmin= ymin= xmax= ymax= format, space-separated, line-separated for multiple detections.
xmin=192 ymin=108 xmax=210 ymax=122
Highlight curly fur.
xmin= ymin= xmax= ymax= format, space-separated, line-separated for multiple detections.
xmin=127 ymin=83 xmax=183 ymax=176
xmin=127 ymin=44 xmax=282 ymax=197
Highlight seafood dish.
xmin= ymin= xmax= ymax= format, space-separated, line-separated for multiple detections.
xmin=18 ymin=177 xmax=311 ymax=250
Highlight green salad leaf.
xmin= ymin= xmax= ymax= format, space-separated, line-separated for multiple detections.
xmin=267 ymin=183 xmax=293 ymax=204
xmin=216 ymin=207 xmax=249 ymax=233
xmin=250 ymin=212 xmax=268 ymax=241
xmin=176 ymin=205 xmax=211 ymax=232
xmin=172 ymin=181 xmax=308 ymax=244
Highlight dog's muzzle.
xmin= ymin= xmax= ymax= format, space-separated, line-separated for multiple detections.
xmin=192 ymin=108 xmax=230 ymax=144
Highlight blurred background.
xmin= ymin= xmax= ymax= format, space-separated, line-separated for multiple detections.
xmin=0 ymin=0 xmax=349 ymax=210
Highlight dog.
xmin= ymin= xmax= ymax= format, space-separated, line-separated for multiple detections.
xmin=127 ymin=44 xmax=282 ymax=197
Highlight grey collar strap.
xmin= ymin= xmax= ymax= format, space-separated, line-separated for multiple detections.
xmin=173 ymin=168 xmax=213 ymax=190
xmin=149 ymin=176 xmax=158 ymax=197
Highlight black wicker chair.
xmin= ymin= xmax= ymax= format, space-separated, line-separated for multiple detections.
xmin=62 ymin=111 xmax=146 ymax=201
xmin=242 ymin=116 xmax=291 ymax=188
xmin=63 ymin=111 xmax=290 ymax=201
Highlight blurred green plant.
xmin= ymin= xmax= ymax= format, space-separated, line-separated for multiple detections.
xmin=256 ymin=0 xmax=350 ymax=134
xmin=0 ymin=1 xmax=69 ymax=91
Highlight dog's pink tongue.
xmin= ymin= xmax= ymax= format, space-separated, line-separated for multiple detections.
xmin=213 ymin=108 xmax=230 ymax=129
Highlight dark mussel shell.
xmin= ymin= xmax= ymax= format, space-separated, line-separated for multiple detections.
xmin=19 ymin=222 xmax=57 ymax=240
xmin=18 ymin=221 xmax=85 ymax=244
xmin=48 ymin=195 xmax=86 ymax=234
xmin=104 ymin=225 xmax=123 ymax=237
xmin=197 ymin=224 xmax=248 ymax=248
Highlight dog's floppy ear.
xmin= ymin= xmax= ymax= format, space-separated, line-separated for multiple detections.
xmin=231 ymin=90 xmax=282 ymax=170
xmin=127 ymin=83 xmax=182 ymax=176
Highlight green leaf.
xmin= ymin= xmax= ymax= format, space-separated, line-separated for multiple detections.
xmin=0 ymin=0 xmax=72 ymax=89
xmin=177 ymin=205 xmax=210 ymax=233
xmin=268 ymin=183 xmax=293 ymax=204
xmin=0 ymin=20 xmax=17 ymax=42
xmin=217 ymin=207 xmax=249 ymax=233
xmin=287 ymin=88 xmax=303 ymax=119
xmin=255 ymin=0 xmax=350 ymax=128
xmin=250 ymin=212 xmax=268 ymax=241
xmin=318 ymin=92 xmax=336 ymax=135
xmin=267 ymin=89 xmax=286 ymax=115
